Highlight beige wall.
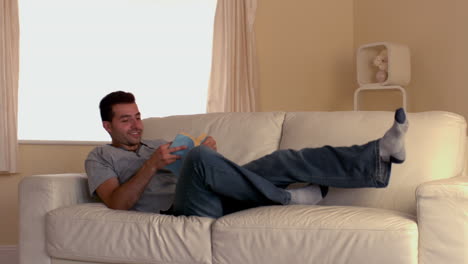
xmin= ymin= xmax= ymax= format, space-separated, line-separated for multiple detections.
xmin=0 ymin=144 xmax=96 ymax=245
xmin=255 ymin=0 xmax=355 ymax=111
xmin=354 ymin=0 xmax=468 ymax=114
xmin=257 ymin=0 xmax=468 ymax=117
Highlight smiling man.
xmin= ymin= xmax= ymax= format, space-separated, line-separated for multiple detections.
xmin=85 ymin=91 xmax=408 ymax=218
xmin=102 ymin=103 xmax=143 ymax=151
xmin=86 ymin=92 xmax=217 ymax=213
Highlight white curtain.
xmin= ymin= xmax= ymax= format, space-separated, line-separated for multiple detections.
xmin=206 ymin=0 xmax=258 ymax=112
xmin=0 ymin=0 xmax=19 ymax=173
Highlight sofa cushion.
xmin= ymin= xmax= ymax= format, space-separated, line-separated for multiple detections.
xmin=280 ymin=111 xmax=466 ymax=215
xmin=46 ymin=203 xmax=214 ymax=264
xmin=212 ymin=205 xmax=418 ymax=264
xmin=142 ymin=112 xmax=285 ymax=165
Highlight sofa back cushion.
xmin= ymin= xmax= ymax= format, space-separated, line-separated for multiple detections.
xmin=280 ymin=111 xmax=466 ymax=215
xmin=142 ymin=112 xmax=285 ymax=165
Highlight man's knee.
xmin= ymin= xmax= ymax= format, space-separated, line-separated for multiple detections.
xmin=185 ymin=145 xmax=218 ymax=164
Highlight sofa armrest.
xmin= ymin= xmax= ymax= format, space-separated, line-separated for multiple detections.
xmin=416 ymin=175 xmax=468 ymax=264
xmin=19 ymin=173 xmax=95 ymax=264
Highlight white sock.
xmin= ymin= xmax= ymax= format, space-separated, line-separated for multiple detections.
xmin=379 ymin=108 xmax=409 ymax=163
xmin=287 ymin=185 xmax=323 ymax=205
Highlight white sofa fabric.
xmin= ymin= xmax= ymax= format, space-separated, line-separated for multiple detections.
xmin=212 ymin=205 xmax=418 ymax=264
xmin=19 ymin=111 xmax=468 ymax=264
xmin=47 ymin=204 xmax=214 ymax=264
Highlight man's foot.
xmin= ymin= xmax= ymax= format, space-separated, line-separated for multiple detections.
xmin=287 ymin=185 xmax=324 ymax=205
xmin=379 ymin=108 xmax=409 ymax=163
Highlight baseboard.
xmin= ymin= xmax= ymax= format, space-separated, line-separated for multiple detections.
xmin=0 ymin=245 xmax=18 ymax=264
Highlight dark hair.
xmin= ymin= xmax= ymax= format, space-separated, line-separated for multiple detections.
xmin=99 ymin=91 xmax=136 ymax=122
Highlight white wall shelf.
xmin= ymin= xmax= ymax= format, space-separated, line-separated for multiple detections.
xmin=354 ymin=42 xmax=410 ymax=110
xmin=353 ymin=84 xmax=407 ymax=111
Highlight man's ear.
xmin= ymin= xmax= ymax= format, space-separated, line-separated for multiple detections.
xmin=103 ymin=121 xmax=112 ymax=134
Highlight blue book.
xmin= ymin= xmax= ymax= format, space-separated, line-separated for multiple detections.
xmin=164 ymin=132 xmax=207 ymax=176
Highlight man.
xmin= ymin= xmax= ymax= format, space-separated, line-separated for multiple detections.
xmin=86 ymin=91 xmax=408 ymax=218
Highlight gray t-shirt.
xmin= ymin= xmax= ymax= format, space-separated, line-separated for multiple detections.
xmin=85 ymin=139 xmax=177 ymax=213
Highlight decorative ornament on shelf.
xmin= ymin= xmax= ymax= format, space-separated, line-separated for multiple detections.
xmin=373 ymin=49 xmax=388 ymax=83
xmin=354 ymin=42 xmax=411 ymax=111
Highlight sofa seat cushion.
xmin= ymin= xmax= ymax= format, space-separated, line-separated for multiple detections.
xmin=46 ymin=203 xmax=215 ymax=264
xmin=212 ymin=205 xmax=418 ymax=264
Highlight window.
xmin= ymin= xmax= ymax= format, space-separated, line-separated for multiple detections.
xmin=18 ymin=0 xmax=217 ymax=141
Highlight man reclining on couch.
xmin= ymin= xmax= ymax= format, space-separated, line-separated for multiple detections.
xmin=85 ymin=91 xmax=408 ymax=218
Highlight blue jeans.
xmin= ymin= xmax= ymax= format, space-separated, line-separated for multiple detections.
xmin=172 ymin=140 xmax=391 ymax=218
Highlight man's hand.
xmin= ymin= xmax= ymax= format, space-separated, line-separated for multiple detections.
xmin=202 ymin=136 xmax=217 ymax=151
xmin=150 ymin=142 xmax=188 ymax=170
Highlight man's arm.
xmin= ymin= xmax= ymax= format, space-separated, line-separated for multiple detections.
xmin=96 ymin=142 xmax=187 ymax=210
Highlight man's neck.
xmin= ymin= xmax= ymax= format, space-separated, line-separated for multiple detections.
xmin=111 ymin=141 xmax=141 ymax=152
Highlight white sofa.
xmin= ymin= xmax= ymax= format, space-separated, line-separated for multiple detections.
xmin=19 ymin=111 xmax=468 ymax=264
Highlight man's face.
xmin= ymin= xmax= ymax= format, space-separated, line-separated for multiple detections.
xmin=103 ymin=103 xmax=143 ymax=151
